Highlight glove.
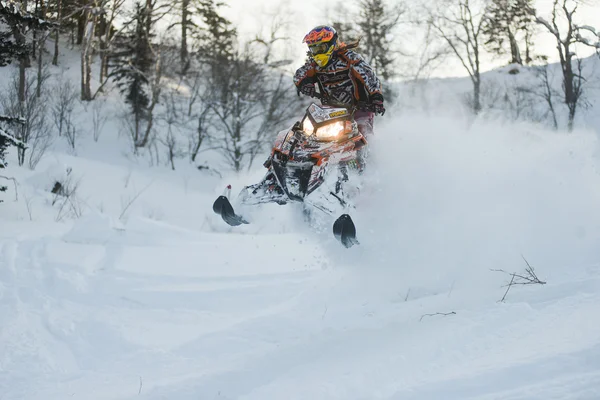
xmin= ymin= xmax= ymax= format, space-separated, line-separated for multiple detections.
xmin=372 ymin=99 xmax=385 ymax=116
xmin=298 ymin=83 xmax=317 ymax=98
xmin=369 ymin=93 xmax=385 ymax=115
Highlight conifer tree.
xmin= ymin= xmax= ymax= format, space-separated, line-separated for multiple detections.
xmin=356 ymin=0 xmax=404 ymax=82
xmin=194 ymin=0 xmax=237 ymax=98
xmin=0 ymin=116 xmax=26 ymax=200
xmin=110 ymin=2 xmax=154 ymax=144
xmin=482 ymin=0 xmax=535 ymax=65
xmin=0 ymin=0 xmax=47 ymax=200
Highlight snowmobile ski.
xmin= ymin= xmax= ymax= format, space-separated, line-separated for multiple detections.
xmin=333 ymin=214 xmax=359 ymax=248
xmin=212 ymin=195 xmax=248 ymax=226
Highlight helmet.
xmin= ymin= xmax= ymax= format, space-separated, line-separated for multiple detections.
xmin=302 ymin=25 xmax=338 ymax=67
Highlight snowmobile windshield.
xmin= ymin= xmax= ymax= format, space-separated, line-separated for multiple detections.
xmin=306 ymin=103 xmax=350 ymax=125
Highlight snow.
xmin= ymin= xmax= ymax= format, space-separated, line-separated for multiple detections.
xmin=2 ymin=42 xmax=600 ymax=400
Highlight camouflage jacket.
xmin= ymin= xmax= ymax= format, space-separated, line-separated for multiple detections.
xmin=293 ymin=49 xmax=383 ymax=105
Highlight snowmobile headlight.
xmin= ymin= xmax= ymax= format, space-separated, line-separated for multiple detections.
xmin=303 ymin=118 xmax=315 ymax=135
xmin=315 ymin=121 xmax=345 ymax=140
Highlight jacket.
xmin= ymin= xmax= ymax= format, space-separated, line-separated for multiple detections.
xmin=293 ymin=48 xmax=383 ymax=106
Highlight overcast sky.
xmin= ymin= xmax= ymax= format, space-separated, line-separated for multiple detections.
xmin=219 ymin=0 xmax=600 ymax=79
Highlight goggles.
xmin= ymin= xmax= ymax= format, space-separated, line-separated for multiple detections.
xmin=309 ymin=43 xmax=331 ymax=55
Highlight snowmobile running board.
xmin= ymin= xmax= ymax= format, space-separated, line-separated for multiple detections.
xmin=212 ymin=196 xmax=359 ymax=248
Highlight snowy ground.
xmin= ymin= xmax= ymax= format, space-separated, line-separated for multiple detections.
xmin=3 ymin=42 xmax=600 ymax=398
xmin=3 ymin=104 xmax=600 ymax=399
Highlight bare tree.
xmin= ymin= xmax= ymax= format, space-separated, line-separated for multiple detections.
xmin=91 ymin=98 xmax=108 ymax=141
xmin=575 ymin=24 xmax=600 ymax=52
xmin=1 ymin=71 xmax=53 ymax=169
xmin=136 ymin=45 xmax=162 ymax=148
xmin=518 ymin=60 xmax=559 ymax=129
xmin=209 ymin=50 xmax=265 ymax=171
xmin=209 ymin=19 xmax=302 ymax=171
xmin=51 ymin=75 xmax=77 ymax=137
xmin=525 ymin=0 xmax=586 ymax=131
xmin=409 ymin=24 xmax=450 ymax=82
xmin=427 ymin=0 xmax=486 ymax=114
xmin=184 ymin=70 xmax=213 ymax=163
xmin=98 ymin=0 xmax=126 ymax=84
xmin=80 ymin=1 xmax=103 ymax=101
xmin=50 ymin=75 xmax=79 ymax=151
xmin=158 ymin=92 xmax=184 ymax=170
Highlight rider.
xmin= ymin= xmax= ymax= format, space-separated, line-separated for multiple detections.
xmin=294 ymin=25 xmax=385 ymax=138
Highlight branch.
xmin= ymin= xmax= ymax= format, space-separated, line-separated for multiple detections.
xmin=119 ymin=181 xmax=154 ymax=220
xmin=0 ymin=175 xmax=18 ymax=201
xmin=491 ymin=255 xmax=546 ymax=302
xmin=420 ymin=311 xmax=456 ymax=322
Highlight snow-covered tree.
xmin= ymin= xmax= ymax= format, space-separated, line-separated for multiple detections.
xmin=0 ymin=0 xmax=51 ymax=190
xmin=1 ymin=0 xmax=51 ymax=101
xmin=0 ymin=29 xmax=26 ymax=67
xmin=0 ymin=116 xmax=26 ymax=189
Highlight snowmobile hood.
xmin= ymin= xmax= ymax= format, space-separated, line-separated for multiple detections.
xmin=306 ymin=103 xmax=351 ymax=125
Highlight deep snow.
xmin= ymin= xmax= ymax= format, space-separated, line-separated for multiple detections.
xmin=2 ymin=46 xmax=600 ymax=399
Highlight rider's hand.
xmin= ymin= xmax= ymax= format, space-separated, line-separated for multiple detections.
xmin=372 ymin=99 xmax=385 ymax=116
xmin=298 ymin=83 xmax=317 ymax=98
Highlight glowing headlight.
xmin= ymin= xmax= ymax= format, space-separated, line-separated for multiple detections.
xmin=315 ymin=121 xmax=345 ymax=139
xmin=302 ymin=118 xmax=315 ymax=135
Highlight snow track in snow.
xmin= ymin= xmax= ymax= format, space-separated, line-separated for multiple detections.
xmin=2 ymin=112 xmax=600 ymax=399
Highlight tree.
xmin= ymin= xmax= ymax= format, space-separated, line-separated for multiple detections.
xmin=428 ymin=0 xmax=485 ymax=114
xmin=525 ymin=0 xmax=587 ymax=131
xmin=166 ymin=0 xmax=196 ymax=74
xmin=482 ymin=0 xmax=535 ymax=65
xmin=80 ymin=0 xmax=102 ymax=101
xmin=194 ymin=5 xmax=301 ymax=171
xmin=97 ymin=0 xmax=125 ymax=86
xmin=0 ymin=116 xmax=25 ymax=202
xmin=208 ymin=48 xmax=279 ymax=171
xmin=1 ymin=0 xmax=52 ymax=102
xmin=0 ymin=31 xmax=27 ymax=67
xmin=327 ymin=1 xmax=359 ymax=42
xmin=356 ymin=0 xmax=405 ymax=82
xmin=110 ymin=2 xmax=155 ymax=146
xmin=194 ymin=0 xmax=236 ymax=98
xmin=0 ymin=0 xmax=51 ymax=184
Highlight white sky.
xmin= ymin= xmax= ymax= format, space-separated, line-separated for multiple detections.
xmin=220 ymin=0 xmax=600 ymax=80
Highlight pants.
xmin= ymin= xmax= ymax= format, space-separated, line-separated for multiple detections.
xmin=355 ymin=111 xmax=375 ymax=136
xmin=353 ymin=111 xmax=374 ymax=173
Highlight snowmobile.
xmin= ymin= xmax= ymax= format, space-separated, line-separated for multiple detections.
xmin=212 ymin=99 xmax=373 ymax=248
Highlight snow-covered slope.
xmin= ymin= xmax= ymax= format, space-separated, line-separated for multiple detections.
xmin=2 ymin=51 xmax=600 ymax=399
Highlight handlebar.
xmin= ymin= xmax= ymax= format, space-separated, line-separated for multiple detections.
xmin=317 ymin=95 xmax=376 ymax=113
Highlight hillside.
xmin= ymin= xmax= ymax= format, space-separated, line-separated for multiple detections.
xmin=1 ymin=39 xmax=600 ymax=400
